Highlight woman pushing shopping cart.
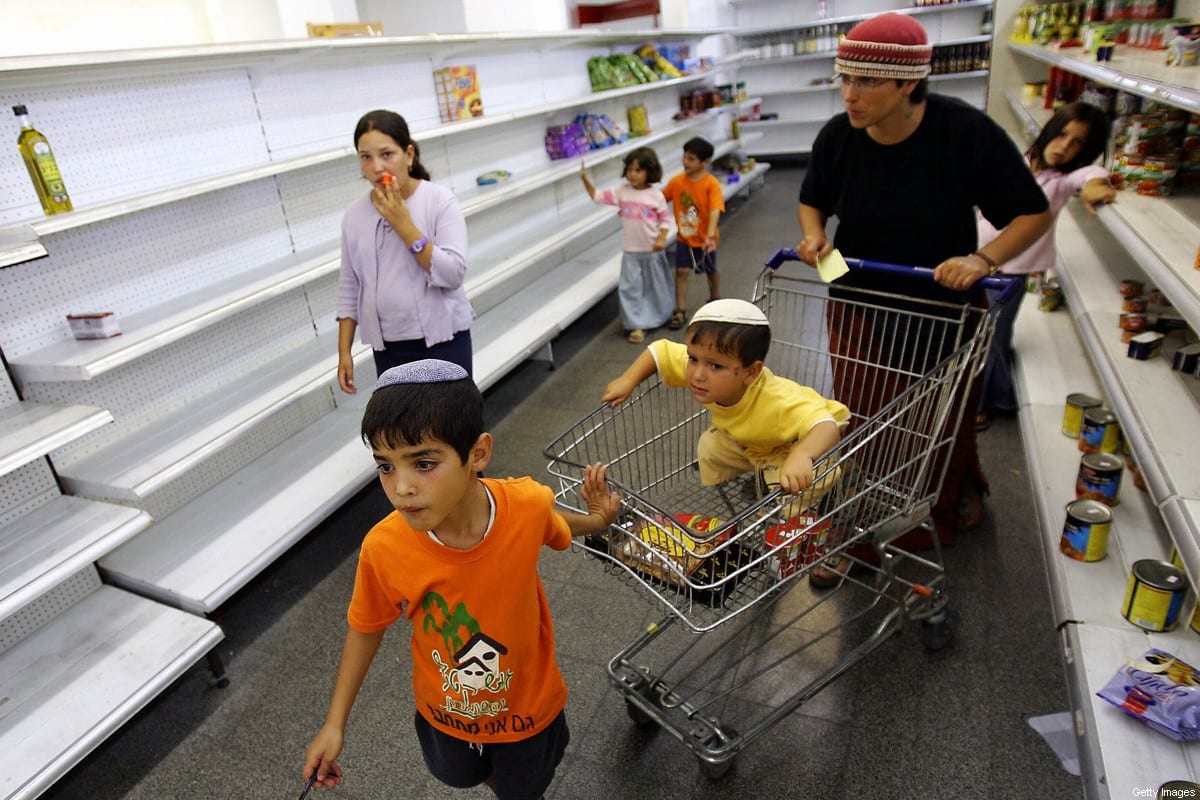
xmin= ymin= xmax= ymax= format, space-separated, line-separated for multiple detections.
xmin=543 ymin=250 xmax=1020 ymax=778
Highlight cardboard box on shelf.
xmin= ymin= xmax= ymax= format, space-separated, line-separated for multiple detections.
xmin=433 ymin=66 xmax=484 ymax=122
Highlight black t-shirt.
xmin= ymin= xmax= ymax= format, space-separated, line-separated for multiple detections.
xmin=799 ymin=94 xmax=1048 ymax=305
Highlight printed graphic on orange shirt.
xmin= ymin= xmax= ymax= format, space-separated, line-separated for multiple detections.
xmin=422 ymin=592 xmax=513 ymax=722
xmin=676 ymin=191 xmax=700 ymax=238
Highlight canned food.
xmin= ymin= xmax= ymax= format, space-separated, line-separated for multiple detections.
xmin=1076 ymin=451 xmax=1124 ymax=505
xmin=1120 ymin=278 xmax=1145 ymax=297
xmin=1061 ymin=498 xmax=1113 ymax=561
xmin=1122 ymin=296 xmax=1149 ymax=313
xmin=1039 ymin=279 xmax=1063 ymax=311
xmin=1079 ymin=407 xmax=1120 ymax=453
xmin=1123 ymin=559 xmax=1188 ymax=631
xmin=1119 ymin=312 xmax=1147 ymax=331
xmin=1062 ymin=393 xmax=1102 ymax=438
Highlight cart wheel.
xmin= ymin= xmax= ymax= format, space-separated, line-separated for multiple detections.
xmin=920 ymin=606 xmax=957 ymax=651
xmin=700 ymin=757 xmax=735 ymax=780
xmin=624 ymin=698 xmax=656 ymax=728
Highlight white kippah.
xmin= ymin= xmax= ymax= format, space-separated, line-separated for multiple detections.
xmin=690 ymin=298 xmax=769 ymax=326
xmin=373 ymin=359 xmax=469 ymax=392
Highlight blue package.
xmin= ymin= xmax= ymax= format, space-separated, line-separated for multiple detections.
xmin=1097 ymin=648 xmax=1200 ymax=741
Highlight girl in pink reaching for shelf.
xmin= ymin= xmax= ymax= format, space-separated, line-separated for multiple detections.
xmin=975 ymin=101 xmax=1116 ymax=431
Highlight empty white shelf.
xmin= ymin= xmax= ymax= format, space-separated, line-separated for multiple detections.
xmin=0 ymin=581 xmax=222 ymax=800
xmin=0 ymin=401 xmax=111 ymax=479
xmin=0 ymin=496 xmax=150 ymax=621
xmin=98 ymin=394 xmax=374 ymax=615
xmin=7 ymin=246 xmax=340 ymax=384
xmin=55 ymin=331 xmax=361 ymax=506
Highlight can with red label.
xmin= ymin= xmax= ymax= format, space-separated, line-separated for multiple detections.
xmin=1120 ymin=278 xmax=1145 ymax=297
xmin=1122 ymin=296 xmax=1149 ymax=313
xmin=1076 ymin=451 xmax=1124 ymax=505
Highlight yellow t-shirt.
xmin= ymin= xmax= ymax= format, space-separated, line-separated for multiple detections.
xmin=649 ymin=339 xmax=850 ymax=459
xmin=348 ymin=477 xmax=571 ymax=744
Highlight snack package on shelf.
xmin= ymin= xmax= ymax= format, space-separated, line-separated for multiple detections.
xmin=1097 ymin=649 xmax=1200 ymax=741
xmin=574 ymin=113 xmax=627 ymax=149
xmin=544 ymin=123 xmax=590 ymax=160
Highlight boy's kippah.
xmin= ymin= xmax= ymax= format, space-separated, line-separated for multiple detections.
xmin=690 ymin=299 xmax=769 ymax=326
xmin=373 ymin=359 xmax=469 ymax=392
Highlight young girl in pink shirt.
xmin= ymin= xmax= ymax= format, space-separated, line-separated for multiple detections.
xmin=580 ymin=147 xmax=674 ymax=343
xmin=975 ymin=101 xmax=1116 ymax=430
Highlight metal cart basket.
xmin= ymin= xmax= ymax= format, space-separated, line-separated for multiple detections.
xmin=544 ymin=251 xmax=1017 ymax=778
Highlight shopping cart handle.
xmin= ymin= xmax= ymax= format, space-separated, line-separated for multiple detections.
xmin=765 ymin=248 xmax=1021 ymax=294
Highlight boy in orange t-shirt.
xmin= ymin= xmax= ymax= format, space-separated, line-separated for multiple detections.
xmin=302 ymin=360 xmax=620 ymax=800
xmin=662 ymin=136 xmax=726 ymax=330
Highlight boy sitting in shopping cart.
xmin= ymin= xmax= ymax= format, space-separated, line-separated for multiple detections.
xmin=602 ymin=298 xmax=849 ymax=508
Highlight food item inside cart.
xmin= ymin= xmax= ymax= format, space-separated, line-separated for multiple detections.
xmin=605 ymin=513 xmax=756 ymax=607
xmin=611 ymin=513 xmax=731 ymax=584
xmin=1097 ymin=648 xmax=1200 ymax=741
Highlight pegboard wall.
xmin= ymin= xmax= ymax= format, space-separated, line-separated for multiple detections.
xmin=0 ymin=181 xmax=294 ymax=359
xmin=253 ymin=54 xmax=444 ymax=161
xmin=31 ymin=290 xmax=319 ymax=465
xmin=1 ymin=70 xmax=269 ymax=225
xmin=275 ymin=157 xmax=367 ymax=255
xmin=0 ymin=460 xmax=60 ymax=529
xmin=0 ymin=566 xmax=100 ymax=652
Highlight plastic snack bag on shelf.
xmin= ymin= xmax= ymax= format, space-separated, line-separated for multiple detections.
xmin=1097 ymin=648 xmax=1200 ymax=741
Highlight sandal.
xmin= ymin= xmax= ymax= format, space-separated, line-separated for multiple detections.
xmin=668 ymin=309 xmax=687 ymax=330
xmin=809 ymin=555 xmax=850 ymax=589
xmin=975 ymin=412 xmax=990 ymax=431
xmin=627 ymin=329 xmax=645 ymax=344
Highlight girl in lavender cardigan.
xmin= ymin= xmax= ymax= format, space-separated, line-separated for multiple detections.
xmin=337 ymin=109 xmax=473 ymax=393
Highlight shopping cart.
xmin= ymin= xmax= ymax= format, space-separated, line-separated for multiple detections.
xmin=544 ymin=250 xmax=1019 ymax=778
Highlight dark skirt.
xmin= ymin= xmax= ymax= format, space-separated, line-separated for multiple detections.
xmin=372 ymin=328 xmax=474 ymax=380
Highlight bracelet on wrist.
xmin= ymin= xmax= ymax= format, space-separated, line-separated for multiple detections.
xmin=971 ymin=251 xmax=999 ymax=275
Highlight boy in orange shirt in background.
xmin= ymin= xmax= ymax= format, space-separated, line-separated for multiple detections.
xmin=663 ymin=136 xmax=726 ymax=330
xmin=303 ymin=359 xmax=620 ymax=800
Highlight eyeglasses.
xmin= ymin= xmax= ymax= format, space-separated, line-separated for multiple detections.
xmin=834 ymin=75 xmax=892 ymax=91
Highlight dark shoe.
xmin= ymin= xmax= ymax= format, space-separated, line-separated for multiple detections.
xmin=956 ymin=475 xmax=985 ymax=533
xmin=809 ymin=555 xmax=849 ymax=589
xmin=668 ymin=309 xmax=686 ymax=330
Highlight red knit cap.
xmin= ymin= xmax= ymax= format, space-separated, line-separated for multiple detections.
xmin=835 ymin=13 xmax=932 ymax=80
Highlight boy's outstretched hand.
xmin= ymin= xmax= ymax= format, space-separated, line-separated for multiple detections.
xmin=602 ymin=376 xmax=637 ymax=407
xmin=580 ymin=462 xmax=621 ymax=527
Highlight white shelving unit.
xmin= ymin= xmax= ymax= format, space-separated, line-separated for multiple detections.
xmin=727 ymin=0 xmax=996 ymax=156
xmin=0 ymin=27 xmax=771 ymax=800
xmin=0 ymin=370 xmax=221 ymax=800
xmin=1002 ymin=55 xmax=1200 ymax=798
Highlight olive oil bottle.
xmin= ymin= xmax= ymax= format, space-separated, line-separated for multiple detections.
xmin=13 ymin=104 xmax=72 ymax=215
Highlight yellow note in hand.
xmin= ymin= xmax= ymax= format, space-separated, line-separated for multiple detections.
xmin=817 ymin=249 xmax=850 ymax=284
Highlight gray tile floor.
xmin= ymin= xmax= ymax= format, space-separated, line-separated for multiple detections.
xmin=40 ymin=165 xmax=1082 ymax=800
